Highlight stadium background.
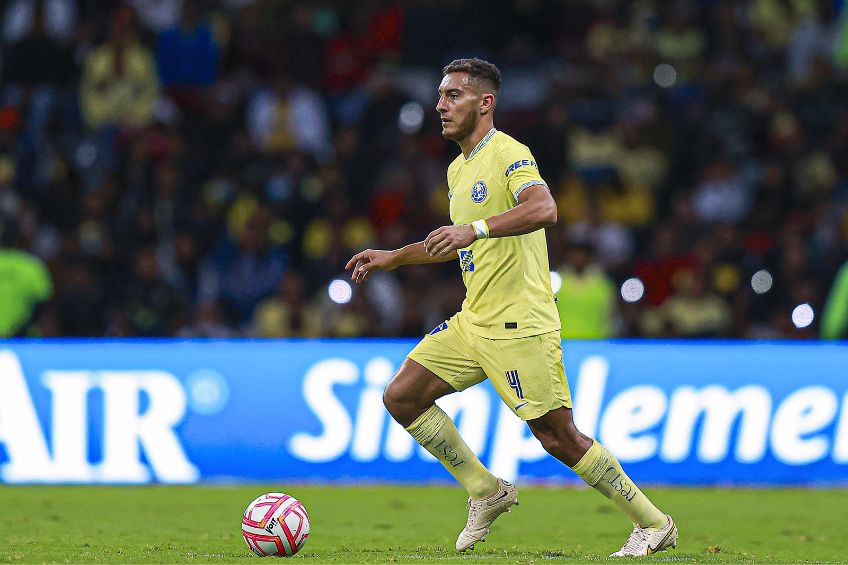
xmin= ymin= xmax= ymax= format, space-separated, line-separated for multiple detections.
xmin=0 ymin=0 xmax=846 ymax=340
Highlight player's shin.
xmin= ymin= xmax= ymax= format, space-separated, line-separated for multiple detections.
xmin=406 ymin=405 xmax=498 ymax=499
xmin=571 ymin=439 xmax=666 ymax=529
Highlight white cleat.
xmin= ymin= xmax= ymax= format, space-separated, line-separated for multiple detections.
xmin=610 ymin=514 xmax=678 ymax=557
xmin=455 ymin=479 xmax=518 ymax=552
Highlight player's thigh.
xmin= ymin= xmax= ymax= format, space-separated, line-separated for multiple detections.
xmin=406 ymin=317 xmax=487 ymax=393
xmin=475 ymin=331 xmax=572 ymax=421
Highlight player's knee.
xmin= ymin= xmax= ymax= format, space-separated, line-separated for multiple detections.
xmin=382 ymin=383 xmax=401 ymax=414
xmin=382 ymin=380 xmax=412 ymax=419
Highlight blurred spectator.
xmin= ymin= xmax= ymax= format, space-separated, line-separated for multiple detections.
xmin=251 ymin=271 xmax=317 ymax=338
xmin=821 ymin=261 xmax=848 ymax=340
xmin=2 ymin=0 xmax=77 ymax=189
xmin=554 ymin=240 xmax=616 ymax=339
xmin=199 ymin=206 xmax=287 ymax=327
xmin=79 ymin=6 xmax=159 ymax=188
xmin=655 ymin=3 xmax=706 ymax=79
xmin=561 ymin=196 xmax=636 ymax=276
xmin=3 ymin=0 xmax=76 ymax=44
xmin=119 ymin=246 xmax=186 ymax=336
xmin=54 ymin=254 xmax=108 ymax=335
xmin=642 ymin=270 xmax=732 ymax=338
xmin=79 ymin=6 xmax=159 ymax=131
xmin=155 ymin=1 xmax=219 ymax=90
xmin=178 ymin=300 xmax=236 ymax=338
xmin=691 ymin=159 xmax=754 ymax=225
xmin=751 ymin=0 xmax=810 ymax=49
xmin=301 ymin=191 xmax=375 ymax=282
xmin=0 ymin=222 xmax=53 ymax=336
xmin=787 ymin=2 xmax=838 ymax=83
xmin=634 ymin=225 xmax=694 ymax=307
xmin=245 ymin=75 xmax=332 ymax=162
xmin=556 ymin=170 xmax=654 ymax=231
xmin=308 ymin=284 xmax=380 ymax=338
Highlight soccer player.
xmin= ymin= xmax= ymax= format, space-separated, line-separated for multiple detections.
xmin=345 ymin=58 xmax=677 ymax=557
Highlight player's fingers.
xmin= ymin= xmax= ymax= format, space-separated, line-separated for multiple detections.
xmin=354 ymin=263 xmax=372 ymax=284
xmin=425 ymin=232 xmax=447 ymax=255
xmin=426 ymin=226 xmax=444 ymax=240
xmin=439 ymin=241 xmax=457 ymax=255
xmin=345 ymin=251 xmax=366 ymax=270
xmin=352 ymin=257 xmax=374 ymax=279
xmin=430 ymin=237 xmax=450 ymax=256
xmin=424 ymin=227 xmax=445 ymax=248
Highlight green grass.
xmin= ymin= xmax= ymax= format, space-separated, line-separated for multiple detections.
xmin=0 ymin=485 xmax=846 ymax=564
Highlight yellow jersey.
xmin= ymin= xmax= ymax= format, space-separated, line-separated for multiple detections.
xmin=447 ymin=128 xmax=560 ymax=339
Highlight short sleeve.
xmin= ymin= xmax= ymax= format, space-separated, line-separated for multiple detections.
xmin=501 ymin=143 xmax=548 ymax=201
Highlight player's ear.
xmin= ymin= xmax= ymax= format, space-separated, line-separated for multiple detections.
xmin=480 ymin=93 xmax=495 ymax=115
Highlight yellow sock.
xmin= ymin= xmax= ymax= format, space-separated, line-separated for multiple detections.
xmin=571 ymin=439 xmax=666 ymax=529
xmin=406 ymin=405 xmax=498 ymax=499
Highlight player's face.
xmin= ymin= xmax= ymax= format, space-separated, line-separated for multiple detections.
xmin=436 ymin=73 xmax=481 ymax=141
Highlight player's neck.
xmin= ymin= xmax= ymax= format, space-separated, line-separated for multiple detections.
xmin=458 ymin=121 xmax=495 ymax=158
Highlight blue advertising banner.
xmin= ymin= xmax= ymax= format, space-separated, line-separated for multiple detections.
xmin=0 ymin=340 xmax=846 ymax=485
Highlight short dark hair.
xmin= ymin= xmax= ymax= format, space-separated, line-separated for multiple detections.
xmin=442 ymin=58 xmax=501 ymax=94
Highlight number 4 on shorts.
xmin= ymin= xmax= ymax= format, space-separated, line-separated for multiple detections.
xmin=505 ymin=370 xmax=523 ymax=399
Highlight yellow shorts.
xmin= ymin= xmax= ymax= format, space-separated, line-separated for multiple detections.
xmin=408 ymin=312 xmax=572 ymax=421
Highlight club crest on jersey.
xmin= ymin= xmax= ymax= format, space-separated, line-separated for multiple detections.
xmin=471 ymin=181 xmax=487 ymax=203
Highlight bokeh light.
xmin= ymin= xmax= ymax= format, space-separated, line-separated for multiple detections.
xmin=653 ymin=63 xmax=678 ymax=88
xmin=398 ymin=101 xmax=424 ymax=134
xmin=328 ymin=279 xmax=353 ymax=304
xmin=791 ymin=303 xmax=814 ymax=328
xmin=621 ymin=278 xmax=645 ymax=303
xmin=751 ymin=270 xmax=773 ymax=294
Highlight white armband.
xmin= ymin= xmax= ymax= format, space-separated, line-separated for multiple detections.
xmin=471 ymin=219 xmax=490 ymax=240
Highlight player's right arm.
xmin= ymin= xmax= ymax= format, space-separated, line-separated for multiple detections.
xmin=345 ymin=242 xmax=457 ymax=284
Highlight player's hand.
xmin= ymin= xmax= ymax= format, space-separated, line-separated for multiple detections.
xmin=345 ymin=249 xmax=396 ymax=283
xmin=424 ymin=224 xmax=476 ymax=256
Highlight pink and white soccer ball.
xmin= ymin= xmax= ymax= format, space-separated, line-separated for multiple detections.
xmin=241 ymin=492 xmax=310 ymax=557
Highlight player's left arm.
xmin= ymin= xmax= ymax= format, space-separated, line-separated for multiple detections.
xmin=424 ymin=185 xmax=555 ymax=256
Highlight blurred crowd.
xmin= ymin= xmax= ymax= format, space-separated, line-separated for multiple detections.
xmin=0 ymin=0 xmax=847 ymax=339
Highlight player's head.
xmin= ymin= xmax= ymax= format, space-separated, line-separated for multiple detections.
xmin=437 ymin=58 xmax=501 ymax=141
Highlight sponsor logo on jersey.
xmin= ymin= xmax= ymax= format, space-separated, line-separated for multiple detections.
xmin=428 ymin=321 xmax=448 ymax=335
xmin=504 ymin=159 xmax=537 ymax=177
xmin=459 ymin=250 xmax=475 ymax=272
xmin=471 ymin=181 xmax=487 ymax=203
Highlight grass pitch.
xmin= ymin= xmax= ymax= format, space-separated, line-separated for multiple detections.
xmin=0 ymin=485 xmax=845 ymax=564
